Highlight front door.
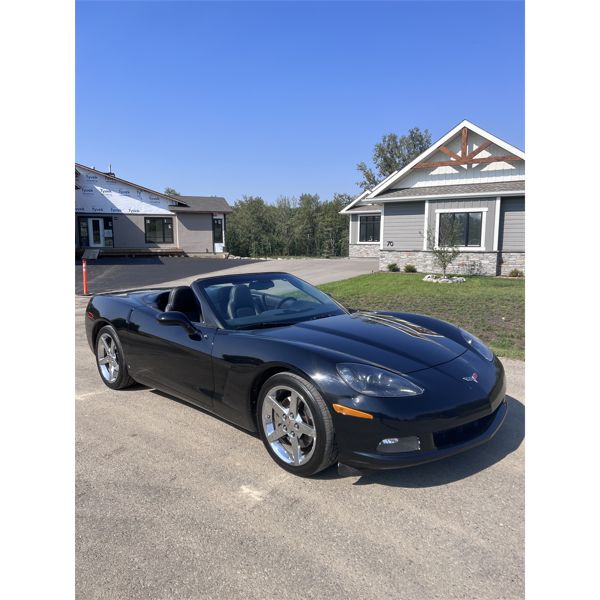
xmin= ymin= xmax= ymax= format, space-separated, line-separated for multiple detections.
xmin=88 ymin=217 xmax=104 ymax=247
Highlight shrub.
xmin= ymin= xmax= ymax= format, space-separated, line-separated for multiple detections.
xmin=509 ymin=269 xmax=524 ymax=278
xmin=387 ymin=263 xmax=400 ymax=272
xmin=404 ymin=264 xmax=417 ymax=273
xmin=426 ymin=225 xmax=460 ymax=276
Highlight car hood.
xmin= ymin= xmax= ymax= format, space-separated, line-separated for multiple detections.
xmin=254 ymin=312 xmax=468 ymax=374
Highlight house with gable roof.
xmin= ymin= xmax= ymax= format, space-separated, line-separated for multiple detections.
xmin=75 ymin=163 xmax=231 ymax=256
xmin=340 ymin=120 xmax=525 ymax=275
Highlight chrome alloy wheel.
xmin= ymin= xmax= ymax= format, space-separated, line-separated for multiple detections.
xmin=97 ymin=332 xmax=120 ymax=383
xmin=261 ymin=385 xmax=317 ymax=466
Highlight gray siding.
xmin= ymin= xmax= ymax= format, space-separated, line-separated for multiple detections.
xmin=426 ymin=197 xmax=498 ymax=251
xmin=177 ymin=213 xmax=214 ymax=253
xmin=349 ymin=214 xmax=359 ymax=244
xmin=382 ymin=202 xmax=425 ymax=250
xmin=499 ymin=196 xmax=525 ymax=251
xmin=112 ymin=215 xmax=146 ymax=248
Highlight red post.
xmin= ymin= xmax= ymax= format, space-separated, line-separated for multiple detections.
xmin=82 ymin=258 xmax=89 ymax=295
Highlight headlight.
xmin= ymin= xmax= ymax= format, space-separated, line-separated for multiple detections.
xmin=461 ymin=329 xmax=494 ymax=361
xmin=336 ymin=363 xmax=424 ymax=397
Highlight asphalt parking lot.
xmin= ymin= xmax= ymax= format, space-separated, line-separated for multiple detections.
xmin=75 ymin=259 xmax=524 ymax=599
xmin=74 ymin=256 xmax=259 ymax=295
xmin=75 ymin=256 xmax=380 ymax=294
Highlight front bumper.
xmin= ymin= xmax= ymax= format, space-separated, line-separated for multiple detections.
xmin=339 ymin=397 xmax=507 ymax=470
xmin=330 ymin=354 xmax=507 ymax=470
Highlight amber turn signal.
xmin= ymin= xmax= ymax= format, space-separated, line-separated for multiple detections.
xmin=332 ymin=403 xmax=374 ymax=420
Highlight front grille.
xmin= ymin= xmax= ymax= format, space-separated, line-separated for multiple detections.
xmin=433 ymin=406 xmax=499 ymax=449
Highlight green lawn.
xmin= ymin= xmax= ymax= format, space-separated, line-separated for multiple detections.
xmin=319 ymin=273 xmax=525 ymax=360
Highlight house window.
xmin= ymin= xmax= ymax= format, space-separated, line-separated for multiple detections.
xmin=438 ymin=212 xmax=483 ymax=247
xmin=78 ymin=217 xmax=89 ymax=247
xmin=359 ymin=215 xmax=380 ymax=243
xmin=213 ymin=218 xmax=223 ymax=244
xmin=145 ymin=217 xmax=174 ymax=243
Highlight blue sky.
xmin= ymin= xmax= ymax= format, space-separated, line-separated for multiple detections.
xmin=76 ymin=1 xmax=524 ymax=203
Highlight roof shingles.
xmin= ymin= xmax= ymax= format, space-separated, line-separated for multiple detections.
xmin=171 ymin=196 xmax=233 ymax=213
xmin=372 ymin=180 xmax=525 ymax=200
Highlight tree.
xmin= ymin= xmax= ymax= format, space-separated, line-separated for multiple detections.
xmin=318 ymin=193 xmax=350 ymax=256
xmin=272 ymin=196 xmax=297 ymax=256
xmin=164 ymin=187 xmax=181 ymax=196
xmin=357 ymin=127 xmax=432 ymax=191
xmin=226 ymin=196 xmax=275 ymax=257
xmin=225 ymin=192 xmax=351 ymax=258
xmin=293 ymin=194 xmax=321 ymax=256
xmin=425 ymin=219 xmax=461 ymax=276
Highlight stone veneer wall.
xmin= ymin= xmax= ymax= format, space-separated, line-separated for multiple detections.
xmin=351 ymin=247 xmax=525 ymax=276
xmin=379 ymin=250 xmax=502 ymax=276
xmin=349 ymin=243 xmax=380 ymax=258
xmin=498 ymin=252 xmax=525 ymax=275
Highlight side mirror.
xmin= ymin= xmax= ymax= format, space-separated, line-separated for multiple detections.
xmin=157 ymin=311 xmax=197 ymax=335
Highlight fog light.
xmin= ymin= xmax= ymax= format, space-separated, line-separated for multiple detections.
xmin=377 ymin=436 xmax=421 ymax=453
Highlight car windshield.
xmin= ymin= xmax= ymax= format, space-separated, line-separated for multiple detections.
xmin=195 ymin=273 xmax=346 ymax=330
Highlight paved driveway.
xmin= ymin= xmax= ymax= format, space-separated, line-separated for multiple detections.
xmin=75 ymin=257 xmax=378 ymax=294
xmin=75 ymin=269 xmax=524 ymax=599
xmin=75 ymin=256 xmax=259 ymax=295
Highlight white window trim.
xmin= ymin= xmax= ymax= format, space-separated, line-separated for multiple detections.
xmin=357 ymin=212 xmax=382 ymax=244
xmin=422 ymin=200 xmax=429 ymax=250
xmin=434 ymin=208 xmax=487 ymax=252
xmin=493 ymin=197 xmax=501 ymax=251
xmin=212 ymin=213 xmax=225 ymax=250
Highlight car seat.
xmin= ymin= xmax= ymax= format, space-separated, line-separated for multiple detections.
xmin=165 ymin=286 xmax=201 ymax=322
xmin=227 ymin=285 xmax=257 ymax=319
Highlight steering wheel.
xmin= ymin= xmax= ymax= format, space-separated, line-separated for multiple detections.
xmin=277 ymin=296 xmax=298 ymax=309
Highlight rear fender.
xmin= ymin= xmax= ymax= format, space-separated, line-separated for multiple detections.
xmin=85 ymin=295 xmax=135 ymax=350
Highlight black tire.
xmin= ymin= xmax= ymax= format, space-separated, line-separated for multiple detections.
xmin=257 ymin=372 xmax=338 ymax=476
xmin=94 ymin=324 xmax=135 ymax=390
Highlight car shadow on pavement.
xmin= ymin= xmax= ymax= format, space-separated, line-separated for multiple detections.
xmin=149 ymin=389 xmax=262 ymax=438
xmin=355 ymin=395 xmax=523 ymax=487
xmin=317 ymin=395 xmax=524 ymax=487
xmin=147 ymin=387 xmax=523 ymax=488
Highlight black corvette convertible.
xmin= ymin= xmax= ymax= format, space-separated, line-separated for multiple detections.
xmin=86 ymin=272 xmax=507 ymax=476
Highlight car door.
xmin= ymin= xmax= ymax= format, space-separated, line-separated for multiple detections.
xmin=125 ymin=305 xmax=216 ymax=408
